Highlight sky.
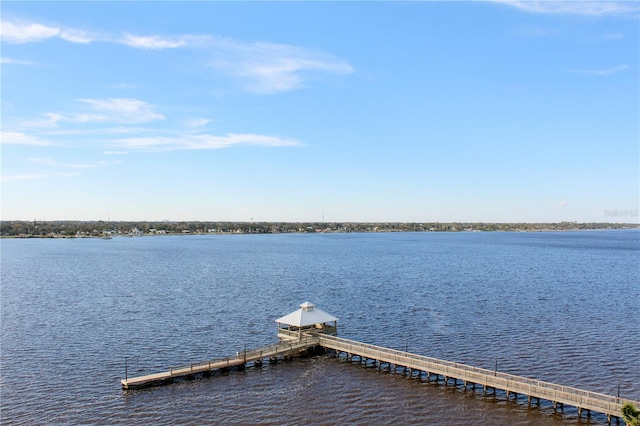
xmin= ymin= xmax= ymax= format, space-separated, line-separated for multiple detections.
xmin=1 ymin=1 xmax=638 ymax=223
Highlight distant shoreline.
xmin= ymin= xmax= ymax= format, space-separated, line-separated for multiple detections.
xmin=2 ymin=220 xmax=638 ymax=238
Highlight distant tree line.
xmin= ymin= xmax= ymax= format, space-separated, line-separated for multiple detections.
xmin=1 ymin=220 xmax=636 ymax=237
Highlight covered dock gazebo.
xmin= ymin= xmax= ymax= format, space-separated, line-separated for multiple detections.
xmin=275 ymin=301 xmax=338 ymax=341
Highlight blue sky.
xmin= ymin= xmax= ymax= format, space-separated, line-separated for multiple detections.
xmin=1 ymin=1 xmax=638 ymax=223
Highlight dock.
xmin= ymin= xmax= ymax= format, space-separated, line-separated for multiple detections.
xmin=121 ymin=336 xmax=321 ymax=389
xmin=317 ymin=334 xmax=637 ymax=423
xmin=121 ymin=302 xmax=639 ymax=424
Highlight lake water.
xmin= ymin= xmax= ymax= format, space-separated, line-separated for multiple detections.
xmin=1 ymin=230 xmax=638 ymax=425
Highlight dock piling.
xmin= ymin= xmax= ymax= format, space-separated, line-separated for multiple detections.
xmin=120 ymin=330 xmax=638 ymax=424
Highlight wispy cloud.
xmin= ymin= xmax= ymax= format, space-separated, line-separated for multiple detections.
xmin=489 ymin=0 xmax=639 ymax=17
xmin=59 ymin=28 xmax=94 ymax=44
xmin=0 ymin=20 xmax=60 ymax=43
xmin=120 ymin=33 xmax=187 ymax=49
xmin=16 ymin=98 xmax=165 ymax=129
xmin=114 ymin=133 xmax=301 ymax=150
xmin=602 ymin=31 xmax=625 ymax=40
xmin=0 ymin=20 xmax=96 ymax=44
xmin=1 ymin=173 xmax=48 ymax=183
xmin=27 ymin=157 xmax=122 ymax=169
xmin=568 ymin=64 xmax=628 ymax=76
xmin=210 ymin=40 xmax=354 ymax=94
xmin=183 ymin=118 xmax=211 ymax=128
xmin=109 ymin=83 xmax=137 ymax=89
xmin=0 ymin=131 xmax=53 ymax=146
xmin=76 ymin=98 xmax=165 ymax=123
xmin=2 ymin=17 xmax=354 ymax=94
xmin=1 ymin=57 xmax=34 ymax=65
xmin=40 ymin=126 xmax=151 ymax=136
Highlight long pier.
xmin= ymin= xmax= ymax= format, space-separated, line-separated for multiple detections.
xmin=122 ymin=332 xmax=638 ymax=423
xmin=316 ymin=334 xmax=638 ymax=423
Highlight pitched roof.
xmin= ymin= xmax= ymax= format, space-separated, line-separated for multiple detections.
xmin=275 ymin=301 xmax=338 ymax=327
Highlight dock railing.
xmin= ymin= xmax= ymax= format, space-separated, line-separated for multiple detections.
xmin=168 ymin=336 xmax=321 ymax=373
xmin=316 ymin=334 xmax=639 ymax=418
xmin=122 ymin=330 xmax=639 ymax=421
xmin=122 ymin=336 xmax=321 ymax=389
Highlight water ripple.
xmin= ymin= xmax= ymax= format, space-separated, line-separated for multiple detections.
xmin=1 ymin=231 xmax=638 ymax=424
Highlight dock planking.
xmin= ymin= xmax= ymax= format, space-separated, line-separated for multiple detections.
xmin=121 ymin=303 xmax=639 ymax=424
xmin=316 ymin=334 xmax=638 ymax=423
xmin=121 ymin=337 xmax=321 ymax=390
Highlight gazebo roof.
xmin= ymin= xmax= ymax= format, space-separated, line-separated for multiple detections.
xmin=275 ymin=302 xmax=338 ymax=327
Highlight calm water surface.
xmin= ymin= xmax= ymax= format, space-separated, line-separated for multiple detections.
xmin=2 ymin=230 xmax=639 ymax=425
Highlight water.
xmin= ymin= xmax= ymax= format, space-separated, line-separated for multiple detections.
xmin=1 ymin=230 xmax=638 ymax=425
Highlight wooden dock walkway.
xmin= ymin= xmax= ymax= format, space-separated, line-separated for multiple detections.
xmin=316 ymin=334 xmax=639 ymax=422
xmin=122 ymin=331 xmax=638 ymax=423
xmin=121 ymin=336 xmax=321 ymax=390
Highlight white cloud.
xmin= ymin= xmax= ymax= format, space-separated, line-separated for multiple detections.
xmin=0 ymin=20 xmax=97 ymax=44
xmin=183 ymin=118 xmax=211 ymax=128
xmin=211 ymin=40 xmax=354 ymax=94
xmin=59 ymin=28 xmax=94 ymax=44
xmin=558 ymin=200 xmax=567 ymax=207
xmin=0 ymin=131 xmax=53 ymax=146
xmin=490 ymin=0 xmax=639 ymax=16
xmin=0 ymin=20 xmax=59 ymax=43
xmin=1 ymin=173 xmax=47 ymax=183
xmin=2 ymin=18 xmax=353 ymax=94
xmin=120 ymin=33 xmax=187 ymax=49
xmin=26 ymin=157 xmax=57 ymax=166
xmin=114 ymin=133 xmax=301 ymax=150
xmin=41 ymin=126 xmax=150 ymax=136
xmin=77 ymin=98 xmax=165 ymax=123
xmin=8 ymin=99 xmax=164 ymax=137
xmin=109 ymin=83 xmax=137 ymax=89
xmin=27 ymin=157 xmax=122 ymax=169
xmin=602 ymin=31 xmax=625 ymax=40
xmin=1 ymin=57 xmax=34 ymax=65
xmin=568 ymin=64 xmax=628 ymax=76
